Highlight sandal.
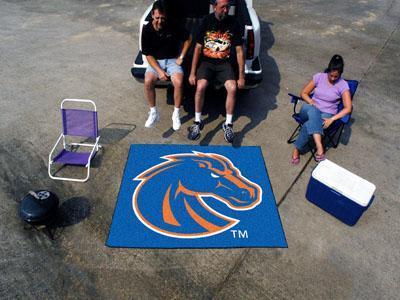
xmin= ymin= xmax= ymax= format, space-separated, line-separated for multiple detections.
xmin=315 ymin=153 xmax=326 ymax=162
xmin=291 ymin=156 xmax=300 ymax=165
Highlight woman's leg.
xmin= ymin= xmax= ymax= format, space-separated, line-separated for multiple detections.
xmin=312 ymin=112 xmax=334 ymax=155
xmin=293 ymin=125 xmax=310 ymax=154
xmin=313 ymin=133 xmax=324 ymax=155
xmin=293 ymin=104 xmax=321 ymax=150
xmin=303 ymin=105 xmax=325 ymax=155
xmin=293 ymin=104 xmax=333 ymax=158
xmin=306 ymin=106 xmax=324 ymax=154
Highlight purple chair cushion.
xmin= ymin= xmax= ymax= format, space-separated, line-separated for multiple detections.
xmin=53 ymin=150 xmax=96 ymax=165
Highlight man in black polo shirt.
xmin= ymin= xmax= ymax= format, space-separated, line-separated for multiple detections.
xmin=188 ymin=0 xmax=245 ymax=143
xmin=141 ymin=1 xmax=191 ymax=130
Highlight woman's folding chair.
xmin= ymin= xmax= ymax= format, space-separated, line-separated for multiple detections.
xmin=48 ymin=99 xmax=101 ymax=182
xmin=287 ymin=80 xmax=359 ymax=158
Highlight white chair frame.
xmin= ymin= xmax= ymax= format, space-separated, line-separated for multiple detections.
xmin=48 ymin=99 xmax=101 ymax=182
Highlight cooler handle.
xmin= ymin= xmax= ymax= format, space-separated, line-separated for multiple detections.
xmin=329 ymin=188 xmax=343 ymax=197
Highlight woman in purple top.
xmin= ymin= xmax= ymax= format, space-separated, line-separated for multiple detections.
xmin=291 ymin=55 xmax=352 ymax=164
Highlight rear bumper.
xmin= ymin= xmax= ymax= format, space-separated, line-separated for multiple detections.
xmin=131 ymin=52 xmax=263 ymax=89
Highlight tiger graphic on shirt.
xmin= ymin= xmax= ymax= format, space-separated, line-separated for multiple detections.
xmin=203 ymin=30 xmax=233 ymax=59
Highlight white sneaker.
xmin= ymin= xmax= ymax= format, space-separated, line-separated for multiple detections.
xmin=145 ymin=110 xmax=160 ymax=128
xmin=172 ymin=113 xmax=181 ymax=131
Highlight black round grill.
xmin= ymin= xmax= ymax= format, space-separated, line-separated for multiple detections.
xmin=20 ymin=190 xmax=59 ymax=225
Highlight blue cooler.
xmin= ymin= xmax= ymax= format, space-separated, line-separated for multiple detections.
xmin=306 ymin=159 xmax=376 ymax=226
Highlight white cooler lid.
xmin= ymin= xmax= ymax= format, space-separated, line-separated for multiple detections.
xmin=312 ymin=159 xmax=376 ymax=207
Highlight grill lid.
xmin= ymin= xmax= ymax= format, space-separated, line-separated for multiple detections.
xmin=20 ymin=190 xmax=59 ymax=224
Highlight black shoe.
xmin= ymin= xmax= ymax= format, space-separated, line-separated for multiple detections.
xmin=222 ymin=123 xmax=234 ymax=143
xmin=188 ymin=121 xmax=204 ymax=140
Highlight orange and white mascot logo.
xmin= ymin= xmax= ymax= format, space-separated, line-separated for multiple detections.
xmin=132 ymin=152 xmax=262 ymax=239
xmin=203 ymin=31 xmax=233 ymax=59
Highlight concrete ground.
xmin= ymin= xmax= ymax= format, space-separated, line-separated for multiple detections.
xmin=1 ymin=0 xmax=399 ymax=298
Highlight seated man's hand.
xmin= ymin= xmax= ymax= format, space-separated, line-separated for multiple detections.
xmin=158 ymin=70 xmax=169 ymax=81
xmin=237 ymin=77 xmax=245 ymax=89
xmin=189 ymin=74 xmax=196 ymax=86
xmin=176 ymin=57 xmax=183 ymax=66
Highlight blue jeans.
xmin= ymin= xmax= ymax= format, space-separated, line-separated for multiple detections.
xmin=294 ymin=104 xmax=333 ymax=150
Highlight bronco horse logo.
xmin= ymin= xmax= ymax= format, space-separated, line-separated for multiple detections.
xmin=132 ymin=152 xmax=262 ymax=239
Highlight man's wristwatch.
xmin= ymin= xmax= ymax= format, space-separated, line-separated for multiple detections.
xmin=179 ymin=54 xmax=184 ymax=60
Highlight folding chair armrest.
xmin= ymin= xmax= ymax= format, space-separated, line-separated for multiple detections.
xmin=288 ymin=93 xmax=303 ymax=115
xmin=288 ymin=93 xmax=302 ymax=103
xmin=86 ymin=136 xmax=100 ymax=166
xmin=48 ymin=133 xmax=64 ymax=162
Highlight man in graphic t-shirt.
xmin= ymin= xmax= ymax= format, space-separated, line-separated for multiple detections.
xmin=141 ymin=1 xmax=192 ymax=131
xmin=188 ymin=0 xmax=245 ymax=143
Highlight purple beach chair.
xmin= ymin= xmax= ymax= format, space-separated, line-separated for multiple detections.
xmin=48 ymin=99 xmax=101 ymax=182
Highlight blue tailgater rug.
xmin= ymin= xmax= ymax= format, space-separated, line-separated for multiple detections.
xmin=106 ymin=144 xmax=287 ymax=248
